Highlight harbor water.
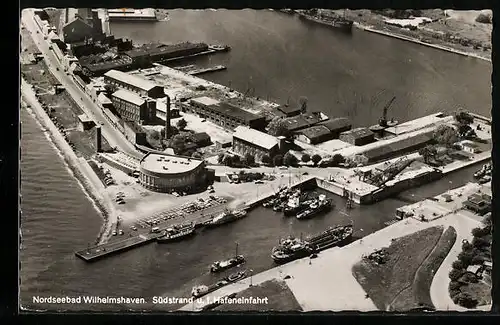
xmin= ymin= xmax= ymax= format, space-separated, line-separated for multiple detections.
xmin=20 ymin=9 xmax=490 ymax=311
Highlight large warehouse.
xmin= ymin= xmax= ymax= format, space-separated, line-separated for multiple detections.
xmin=139 ymin=153 xmax=210 ymax=193
xmin=104 ymin=69 xmax=166 ymax=98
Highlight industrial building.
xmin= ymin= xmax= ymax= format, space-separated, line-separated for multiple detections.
xmin=110 ymin=89 xmax=157 ymax=124
xmin=283 ymin=112 xmax=325 ymax=132
xmin=103 ymin=70 xmax=166 ymax=98
xmin=232 ymin=126 xmax=282 ymax=162
xmin=320 ymin=117 xmax=352 ymax=137
xmin=156 ymin=97 xmax=180 ymax=121
xmin=77 ymin=114 xmax=95 ymax=131
xmin=139 ymin=153 xmax=210 ymax=193
xmin=296 ymin=125 xmax=333 ymax=144
xmin=183 ymin=97 xmax=267 ymax=131
xmin=276 ymin=104 xmax=302 ymax=117
xmin=362 ymin=131 xmax=435 ymax=163
xmin=463 ymin=193 xmax=492 ymax=215
xmin=61 ymin=8 xmax=105 ymax=44
xmin=123 ymin=121 xmax=148 ymax=146
xmin=339 ymin=127 xmax=375 ymax=146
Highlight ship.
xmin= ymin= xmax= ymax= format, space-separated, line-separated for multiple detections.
xmin=271 ymin=237 xmax=313 ymax=264
xmin=210 ymin=243 xmax=245 ymax=273
xmin=208 ymin=44 xmax=231 ymax=52
xmin=191 ymin=270 xmax=246 ymax=298
xmin=271 ymin=225 xmax=353 ymax=264
xmin=298 ymin=9 xmax=353 ymax=32
xmin=202 ymin=209 xmax=247 ymax=228
xmin=156 ymin=222 xmax=196 ymax=243
xmin=296 ymin=194 xmax=333 ymax=220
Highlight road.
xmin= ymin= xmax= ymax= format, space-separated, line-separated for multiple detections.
xmin=21 ymin=9 xmax=142 ymax=159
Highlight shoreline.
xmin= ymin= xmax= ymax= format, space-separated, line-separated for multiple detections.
xmin=293 ymin=11 xmax=491 ymax=63
xmin=21 ymin=80 xmax=115 ymax=245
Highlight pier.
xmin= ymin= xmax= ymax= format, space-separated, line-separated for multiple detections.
xmin=188 ymin=65 xmax=227 ymax=76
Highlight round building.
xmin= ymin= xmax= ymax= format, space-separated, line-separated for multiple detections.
xmin=139 ymin=153 xmax=208 ymax=193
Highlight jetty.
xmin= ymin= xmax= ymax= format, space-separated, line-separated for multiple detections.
xmin=188 ymin=65 xmax=227 ymax=76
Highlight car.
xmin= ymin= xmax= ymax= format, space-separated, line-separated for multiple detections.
xmin=302 ymin=172 xmax=309 ymax=175
xmin=112 ymin=230 xmax=117 ymax=236
xmin=130 ymin=226 xmax=137 ymax=231
xmin=100 ymin=121 xmax=104 ymax=125
xmin=201 ymin=119 xmax=206 ymax=122
xmin=118 ymin=201 xmax=126 ymax=205
xmin=118 ymin=230 xmax=124 ymax=235
xmin=254 ymin=180 xmax=264 ymax=184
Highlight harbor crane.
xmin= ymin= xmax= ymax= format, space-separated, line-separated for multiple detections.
xmin=379 ymin=96 xmax=397 ymax=128
xmin=364 ymin=156 xmax=414 ymax=187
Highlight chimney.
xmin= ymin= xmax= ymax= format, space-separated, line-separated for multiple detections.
xmin=165 ymin=95 xmax=172 ymax=140
xmin=95 ymin=125 xmax=102 ymax=152
xmin=277 ymin=136 xmax=286 ymax=151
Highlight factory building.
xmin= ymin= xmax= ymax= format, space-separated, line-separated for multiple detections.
xmin=320 ymin=118 xmax=352 ymax=137
xmin=276 ymin=104 xmax=302 ymax=117
xmin=232 ymin=126 xmax=282 ymax=162
xmin=103 ymin=70 xmax=166 ymax=98
xmin=339 ymin=127 xmax=375 ymax=146
xmin=139 ymin=153 xmax=210 ymax=193
xmin=463 ymin=193 xmax=492 ymax=215
xmin=110 ymin=89 xmax=157 ymax=124
xmin=283 ymin=112 xmax=325 ymax=133
xmin=61 ymin=8 xmax=105 ymax=44
xmin=183 ymin=97 xmax=267 ymax=131
xmin=296 ymin=125 xmax=333 ymax=144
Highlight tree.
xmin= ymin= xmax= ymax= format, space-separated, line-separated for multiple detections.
xmin=262 ymin=154 xmax=271 ymax=165
xmin=452 ymin=260 xmax=465 ymax=270
xmin=449 ymin=281 xmax=462 ymax=291
xmin=449 ymin=268 xmax=464 ymax=281
xmin=476 ymin=12 xmax=492 ymax=24
xmin=331 ymin=153 xmax=345 ymax=166
xmin=433 ymin=125 xmax=458 ymax=147
xmin=267 ymin=117 xmax=290 ymax=137
xmin=457 ymin=124 xmax=473 ymax=138
xmin=222 ymin=154 xmax=233 ymax=166
xmin=104 ymin=84 xmax=118 ymax=95
xmin=472 ymin=227 xmax=489 ymax=238
xmin=217 ymin=153 xmax=225 ymax=164
xmin=273 ymin=154 xmax=283 ymax=167
xmin=311 ymin=154 xmax=322 ymax=166
xmin=192 ymin=152 xmax=202 ymax=159
xmin=169 ymin=134 xmax=187 ymax=154
xmin=283 ymin=152 xmax=298 ymax=167
xmin=455 ymin=292 xmax=478 ymax=309
xmin=150 ymin=130 xmax=160 ymax=141
xmin=176 ymin=118 xmax=187 ymax=131
xmin=458 ymin=250 xmax=474 ymax=265
xmin=471 ymin=255 xmax=485 ymax=265
xmin=472 ymin=236 xmax=490 ymax=249
xmin=244 ymin=153 xmax=255 ymax=166
xmin=301 ymin=153 xmax=311 ymax=163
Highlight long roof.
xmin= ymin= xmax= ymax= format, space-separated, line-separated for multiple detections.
xmin=112 ymin=89 xmax=146 ymax=106
xmin=299 ymin=125 xmax=332 ymax=140
xmin=340 ymin=127 xmax=374 ymax=139
xmin=233 ymin=126 xmax=279 ymax=150
xmin=140 ymin=153 xmax=204 ymax=174
xmin=321 ymin=117 xmax=352 ymax=132
xmin=104 ymin=69 xmax=157 ymax=92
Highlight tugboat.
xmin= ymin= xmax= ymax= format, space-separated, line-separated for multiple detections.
xmin=296 ymin=194 xmax=333 ymax=220
xmin=203 ymin=209 xmax=247 ymax=228
xmin=271 ymin=237 xmax=313 ymax=264
xmin=191 ymin=270 xmax=246 ymax=298
xmin=156 ymin=222 xmax=196 ymax=243
xmin=210 ymin=243 xmax=246 ymax=273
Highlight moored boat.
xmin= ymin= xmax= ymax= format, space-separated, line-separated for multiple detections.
xmin=203 ymin=209 xmax=247 ymax=228
xmin=156 ymin=222 xmax=196 ymax=243
xmin=210 ymin=242 xmax=246 ymax=273
xmin=296 ymin=195 xmax=333 ymax=220
xmin=191 ymin=270 xmax=246 ymax=298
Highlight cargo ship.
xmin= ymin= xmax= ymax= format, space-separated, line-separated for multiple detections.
xmin=296 ymin=194 xmax=333 ymax=220
xmin=156 ymin=222 xmax=196 ymax=243
xmin=202 ymin=209 xmax=247 ymax=228
xmin=297 ymin=9 xmax=353 ymax=32
xmin=271 ymin=225 xmax=353 ymax=264
xmin=210 ymin=243 xmax=245 ymax=273
xmin=191 ymin=270 xmax=246 ymax=298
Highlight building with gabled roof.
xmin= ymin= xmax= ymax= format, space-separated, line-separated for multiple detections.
xmin=232 ymin=126 xmax=281 ymax=162
xmin=104 ymin=69 xmax=165 ymax=98
xmin=110 ymin=89 xmax=157 ymax=124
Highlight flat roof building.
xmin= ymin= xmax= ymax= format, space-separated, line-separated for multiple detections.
xmin=296 ymin=125 xmax=333 ymax=144
xmin=283 ymin=113 xmax=324 ymax=132
xmin=139 ymin=153 xmax=209 ymax=193
xmin=104 ymin=69 xmax=165 ymax=98
xmin=339 ymin=127 xmax=375 ymax=146
xmin=320 ymin=117 xmax=352 ymax=136
xmin=183 ymin=97 xmax=267 ymax=131
xmin=277 ymin=105 xmax=302 ymax=117
xmin=463 ymin=192 xmax=492 ymax=215
xmin=77 ymin=113 xmax=95 ymax=131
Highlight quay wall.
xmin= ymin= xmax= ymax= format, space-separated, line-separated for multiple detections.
xmin=97 ymin=153 xmax=137 ymax=175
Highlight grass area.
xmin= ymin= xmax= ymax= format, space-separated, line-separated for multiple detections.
xmin=389 ymin=226 xmax=457 ymax=311
xmin=352 ymin=226 xmax=444 ymax=311
xmin=213 ymin=279 xmax=303 ymax=311
xmin=461 ymin=282 xmax=492 ymax=306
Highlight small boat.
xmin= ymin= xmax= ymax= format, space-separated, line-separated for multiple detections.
xmin=191 ymin=270 xmax=246 ymax=298
xmin=156 ymin=222 xmax=196 ymax=243
xmin=210 ymin=243 xmax=245 ymax=273
xmin=209 ymin=44 xmax=231 ymax=52
xmin=203 ymin=209 xmax=247 ymax=228
xmin=273 ymin=203 xmax=284 ymax=212
xmin=296 ymin=195 xmax=333 ymax=220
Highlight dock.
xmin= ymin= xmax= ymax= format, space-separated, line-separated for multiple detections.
xmin=75 ymin=234 xmax=156 ymax=262
xmin=187 ymin=65 xmax=227 ymax=76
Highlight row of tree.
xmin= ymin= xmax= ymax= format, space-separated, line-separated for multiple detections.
xmin=448 ymin=214 xmax=492 ymax=308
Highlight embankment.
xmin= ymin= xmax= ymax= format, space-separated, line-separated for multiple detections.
xmin=21 ymin=80 xmax=114 ymax=245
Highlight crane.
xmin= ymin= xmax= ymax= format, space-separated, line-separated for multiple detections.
xmin=379 ymin=96 xmax=396 ymax=128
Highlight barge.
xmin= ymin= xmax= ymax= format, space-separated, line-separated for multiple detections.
xmin=156 ymin=222 xmax=196 ymax=243
xmin=191 ymin=270 xmax=246 ymax=298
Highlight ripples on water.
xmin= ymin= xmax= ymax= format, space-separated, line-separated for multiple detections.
xmin=20 ymin=10 xmax=490 ymax=311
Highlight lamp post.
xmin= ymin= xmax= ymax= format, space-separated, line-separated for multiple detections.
xmin=249 ymin=269 xmax=253 ymax=287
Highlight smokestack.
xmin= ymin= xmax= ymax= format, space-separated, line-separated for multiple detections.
xmin=165 ymin=95 xmax=172 ymax=140
xmin=95 ymin=125 xmax=102 ymax=152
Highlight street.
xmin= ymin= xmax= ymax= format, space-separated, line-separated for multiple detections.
xmin=21 ymin=9 xmax=142 ymax=159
